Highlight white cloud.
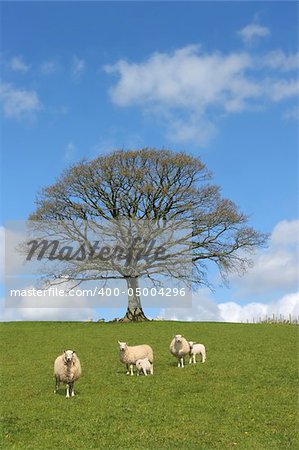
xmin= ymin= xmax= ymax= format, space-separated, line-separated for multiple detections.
xmin=105 ymin=46 xmax=253 ymax=109
xmin=72 ymin=56 xmax=85 ymax=77
xmin=9 ymin=56 xmax=30 ymax=72
xmin=166 ymin=113 xmax=217 ymax=146
xmin=160 ymin=289 xmax=299 ymax=323
xmin=1 ymin=224 xmax=94 ymax=321
xmin=3 ymin=290 xmax=298 ymax=323
xmin=0 ymin=298 xmax=95 ymax=321
xmin=160 ymin=219 xmax=299 ymax=323
xmin=262 ymin=50 xmax=299 ymax=72
xmin=218 ymin=292 xmax=299 ymax=323
xmin=160 ymin=288 xmax=223 ymax=322
xmin=40 ymin=60 xmax=58 ymax=75
xmin=269 ymin=292 xmax=299 ymax=318
xmin=232 ymin=219 xmax=298 ymax=295
xmin=3 ymin=223 xmax=32 ymax=278
xmin=270 ymin=219 xmax=298 ymax=247
xmin=1 ymin=279 xmax=95 ymax=321
xmin=267 ymin=79 xmax=299 ymax=102
xmin=105 ymin=45 xmax=298 ymax=146
xmin=238 ymin=23 xmax=270 ymax=43
xmin=0 ymin=82 xmax=41 ymax=119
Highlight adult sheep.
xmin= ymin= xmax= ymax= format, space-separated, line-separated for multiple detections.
xmin=169 ymin=334 xmax=190 ymax=368
xmin=188 ymin=341 xmax=206 ymax=364
xmin=118 ymin=341 xmax=153 ymax=376
xmin=54 ymin=350 xmax=82 ymax=398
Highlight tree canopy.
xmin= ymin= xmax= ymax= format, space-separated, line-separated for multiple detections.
xmin=29 ymin=148 xmax=267 ymax=321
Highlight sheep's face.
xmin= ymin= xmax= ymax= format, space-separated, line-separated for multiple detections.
xmin=175 ymin=334 xmax=183 ymax=343
xmin=118 ymin=341 xmax=127 ymax=352
xmin=188 ymin=341 xmax=194 ymax=348
xmin=64 ymin=350 xmax=75 ymax=363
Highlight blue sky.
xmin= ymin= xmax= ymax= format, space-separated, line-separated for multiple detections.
xmin=0 ymin=1 xmax=298 ymax=322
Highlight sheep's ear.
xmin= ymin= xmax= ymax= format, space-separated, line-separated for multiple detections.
xmin=118 ymin=341 xmax=121 ymax=345
xmin=73 ymin=350 xmax=76 ymax=354
xmin=64 ymin=350 xmax=66 ymax=353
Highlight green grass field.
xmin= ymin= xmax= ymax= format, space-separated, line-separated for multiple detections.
xmin=0 ymin=321 xmax=298 ymax=449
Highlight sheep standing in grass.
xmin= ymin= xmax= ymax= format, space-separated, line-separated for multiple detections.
xmin=135 ymin=358 xmax=154 ymax=376
xmin=54 ymin=350 xmax=82 ymax=398
xmin=118 ymin=341 xmax=153 ymax=376
xmin=169 ymin=334 xmax=190 ymax=368
xmin=188 ymin=341 xmax=206 ymax=364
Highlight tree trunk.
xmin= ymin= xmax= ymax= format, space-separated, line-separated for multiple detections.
xmin=119 ymin=277 xmax=149 ymax=322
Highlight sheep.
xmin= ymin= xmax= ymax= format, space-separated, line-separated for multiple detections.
xmin=118 ymin=341 xmax=153 ymax=376
xmin=169 ymin=334 xmax=190 ymax=368
xmin=135 ymin=358 xmax=154 ymax=376
xmin=54 ymin=350 xmax=82 ymax=398
xmin=188 ymin=341 xmax=206 ymax=364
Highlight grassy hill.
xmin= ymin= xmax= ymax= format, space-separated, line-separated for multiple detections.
xmin=0 ymin=321 xmax=298 ymax=449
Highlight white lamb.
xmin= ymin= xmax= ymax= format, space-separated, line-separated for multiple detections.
xmin=188 ymin=341 xmax=206 ymax=364
xmin=135 ymin=358 xmax=154 ymax=376
xmin=54 ymin=350 xmax=82 ymax=398
xmin=169 ymin=334 xmax=190 ymax=368
xmin=118 ymin=341 xmax=154 ymax=376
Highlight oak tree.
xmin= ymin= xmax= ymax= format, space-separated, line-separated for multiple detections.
xmin=29 ymin=149 xmax=267 ymax=321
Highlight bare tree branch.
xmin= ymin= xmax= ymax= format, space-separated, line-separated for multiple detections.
xmin=26 ymin=148 xmax=268 ymax=320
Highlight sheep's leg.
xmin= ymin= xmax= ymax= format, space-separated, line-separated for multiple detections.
xmin=150 ymin=366 xmax=153 ymax=375
xmin=143 ymin=368 xmax=147 ymax=376
xmin=126 ymin=364 xmax=130 ymax=375
xmin=180 ymin=357 xmax=184 ymax=368
xmin=54 ymin=377 xmax=60 ymax=393
xmin=66 ymin=384 xmax=70 ymax=398
xmin=193 ymin=354 xmax=196 ymax=364
xmin=202 ymin=353 xmax=206 ymax=363
xmin=70 ymin=382 xmax=75 ymax=397
xmin=130 ymin=364 xmax=134 ymax=376
xmin=137 ymin=369 xmax=140 ymax=376
xmin=189 ymin=356 xmax=192 ymax=364
xmin=177 ymin=359 xmax=180 ymax=368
